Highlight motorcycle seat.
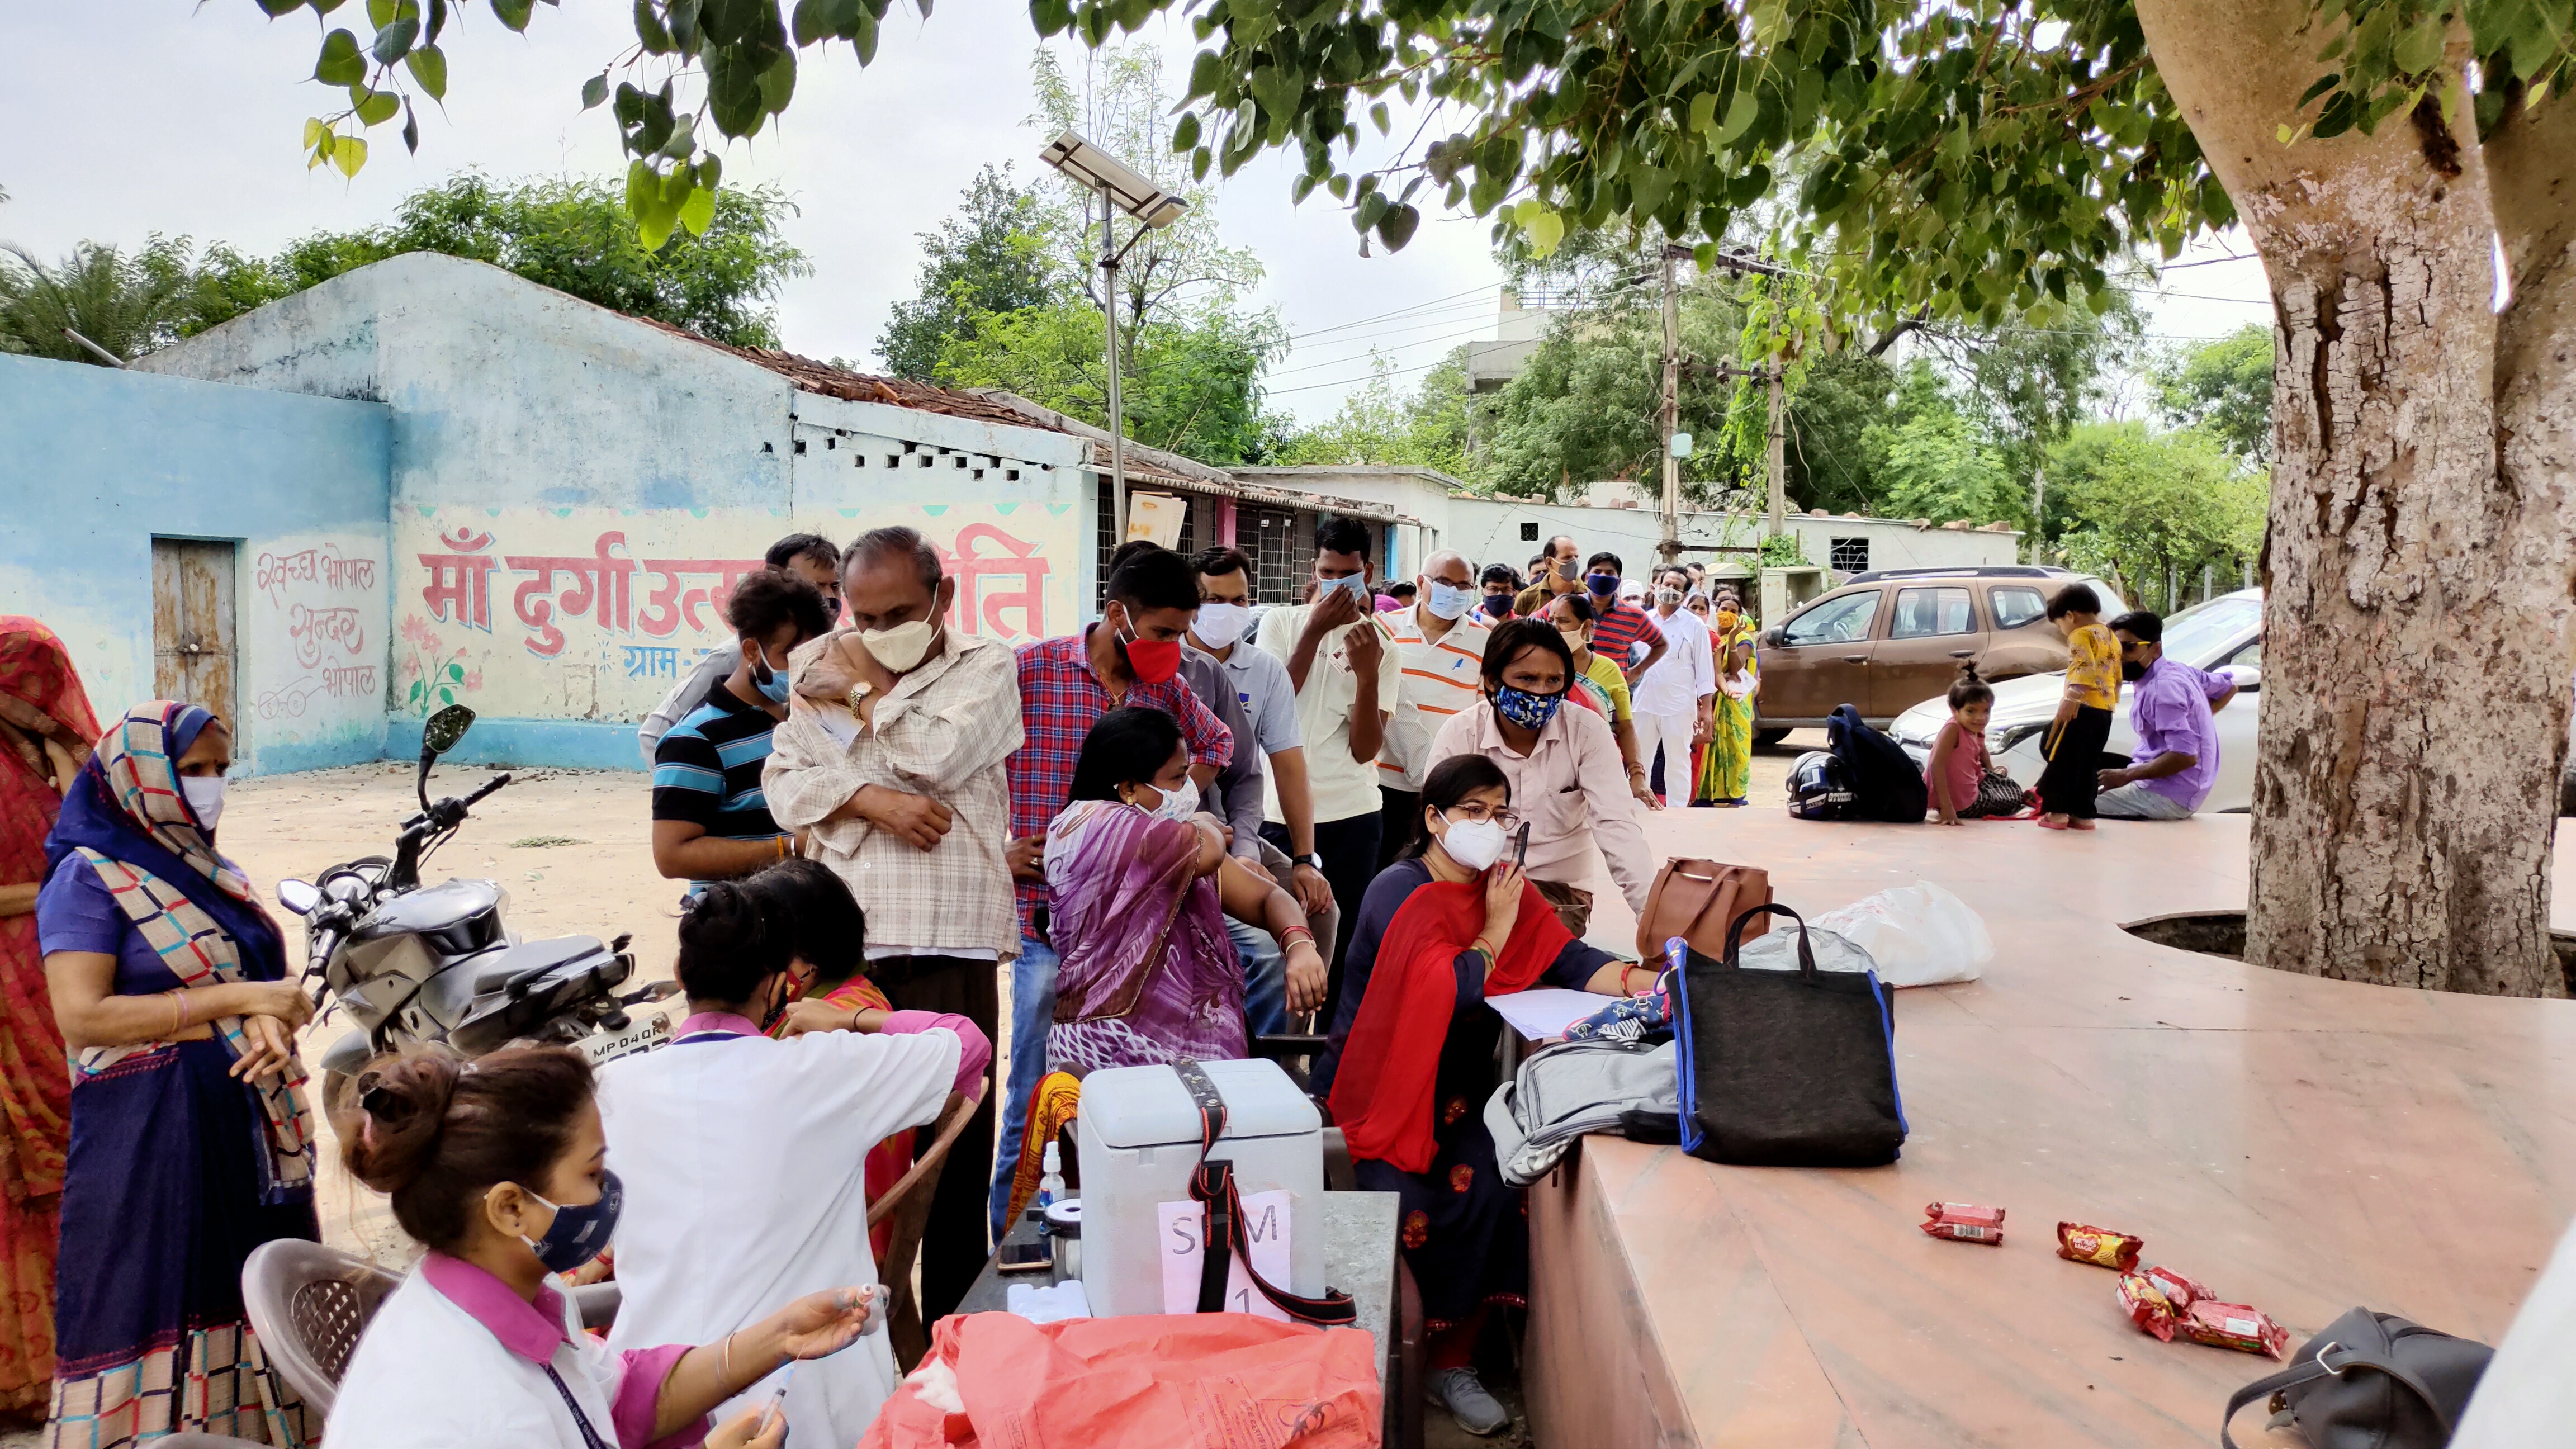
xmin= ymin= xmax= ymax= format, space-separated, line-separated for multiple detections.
xmin=471 ymin=936 xmax=612 ymax=995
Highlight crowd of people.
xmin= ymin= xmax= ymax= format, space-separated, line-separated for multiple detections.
xmin=0 ymin=527 xmax=2247 ymax=1448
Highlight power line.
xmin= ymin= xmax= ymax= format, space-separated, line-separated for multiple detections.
xmin=1284 ymin=284 xmax=1498 ymax=343
xmin=1268 ymin=320 xmax=1500 ymax=378
xmin=1264 ymin=351 xmax=1457 ymax=396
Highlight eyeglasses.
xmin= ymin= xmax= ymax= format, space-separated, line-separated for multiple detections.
xmin=1442 ymin=803 xmax=1522 ymax=829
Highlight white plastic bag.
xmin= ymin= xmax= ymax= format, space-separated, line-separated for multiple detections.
xmin=1807 ymin=882 xmax=1992 ymax=987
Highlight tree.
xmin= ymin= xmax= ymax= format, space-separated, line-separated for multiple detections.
xmin=236 ymin=0 xmax=2576 ymax=997
xmin=1025 ymin=45 xmax=1267 ymax=356
xmin=0 ymin=240 xmax=195 ymax=363
xmin=876 ymin=165 xmax=1056 ymax=380
xmin=2048 ymin=420 xmax=2266 ymax=608
xmin=932 ymin=300 xmax=1282 ymax=465
xmin=1867 ymin=370 xmax=2023 ymax=528
xmin=1272 ymin=349 xmax=1481 ymax=475
xmin=182 ymin=173 xmax=810 ymax=348
xmin=1782 ymin=350 xmax=1899 ymax=516
xmin=2154 ymin=323 xmax=2276 ymax=462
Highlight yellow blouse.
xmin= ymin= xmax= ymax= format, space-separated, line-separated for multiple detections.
xmin=2064 ymin=623 xmax=2120 ymax=711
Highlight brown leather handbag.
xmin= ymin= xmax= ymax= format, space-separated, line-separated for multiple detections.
xmin=1635 ymin=859 xmax=1772 ymax=959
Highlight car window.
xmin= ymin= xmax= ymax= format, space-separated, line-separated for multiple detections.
xmin=1890 ymin=587 xmax=1975 ymax=639
xmin=1990 ymin=586 xmax=2046 ymax=630
xmin=1782 ymin=590 xmax=1881 ymax=646
xmin=2157 ymin=595 xmax=2265 ymax=666
xmin=2225 ymin=640 xmax=2262 ymax=669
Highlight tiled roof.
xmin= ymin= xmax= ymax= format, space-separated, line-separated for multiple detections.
xmin=632 ymin=317 xmax=1047 ymax=432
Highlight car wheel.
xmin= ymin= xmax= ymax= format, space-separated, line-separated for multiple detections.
xmin=1753 ymin=728 xmax=1790 ymax=749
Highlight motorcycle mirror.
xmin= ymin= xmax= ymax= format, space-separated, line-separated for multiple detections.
xmin=422 ymin=705 xmax=476 ymax=755
xmin=276 ymin=879 xmax=321 ymax=916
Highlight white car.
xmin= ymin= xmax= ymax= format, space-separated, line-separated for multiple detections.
xmin=1890 ymin=590 xmax=2265 ymax=813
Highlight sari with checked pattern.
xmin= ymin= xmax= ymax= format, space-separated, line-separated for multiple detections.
xmin=37 ymin=704 xmax=314 ymax=1449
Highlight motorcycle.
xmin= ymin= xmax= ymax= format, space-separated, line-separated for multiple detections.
xmin=276 ymin=704 xmax=678 ymax=1105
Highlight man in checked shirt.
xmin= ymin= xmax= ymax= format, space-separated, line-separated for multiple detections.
xmin=990 ymin=546 xmax=1232 ymax=1230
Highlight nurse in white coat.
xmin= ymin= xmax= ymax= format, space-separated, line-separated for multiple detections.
xmin=598 ymin=874 xmax=990 ymax=1449
xmin=327 ymin=1044 xmax=884 ymax=1449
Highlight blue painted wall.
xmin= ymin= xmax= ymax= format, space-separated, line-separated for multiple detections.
xmin=0 ymin=354 xmax=392 ymax=774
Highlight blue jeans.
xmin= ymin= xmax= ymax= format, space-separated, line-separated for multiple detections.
xmin=989 ymin=932 xmax=1059 ymax=1235
xmin=1231 ymin=916 xmax=1287 ymax=1040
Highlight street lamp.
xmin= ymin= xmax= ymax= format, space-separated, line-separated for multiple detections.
xmin=1039 ymin=130 xmax=1190 ymax=544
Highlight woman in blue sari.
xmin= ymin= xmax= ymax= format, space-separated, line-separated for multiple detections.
xmin=35 ymin=703 xmax=319 ymax=1448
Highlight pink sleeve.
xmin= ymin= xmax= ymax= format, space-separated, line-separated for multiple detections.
xmin=882 ymin=1010 xmax=993 ymax=1097
xmin=611 ymin=1344 xmax=703 ymax=1449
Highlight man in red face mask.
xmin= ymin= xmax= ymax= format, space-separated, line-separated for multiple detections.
xmin=990 ymin=545 xmax=1232 ymax=1232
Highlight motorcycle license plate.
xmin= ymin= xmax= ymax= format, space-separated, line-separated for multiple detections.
xmin=579 ymin=1013 xmax=673 ymax=1066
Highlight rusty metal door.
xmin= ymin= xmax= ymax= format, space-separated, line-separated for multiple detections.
xmin=153 ymin=539 xmax=238 ymax=723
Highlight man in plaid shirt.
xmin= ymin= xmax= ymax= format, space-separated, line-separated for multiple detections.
xmin=990 ymin=547 xmax=1231 ymax=1228
xmin=1581 ymin=550 xmax=1669 ymax=685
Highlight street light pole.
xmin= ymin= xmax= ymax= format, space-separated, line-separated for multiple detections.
xmin=1038 ymin=130 xmax=1187 ymax=565
xmin=1099 ymin=188 xmax=1126 ymax=541
xmin=1658 ymin=244 xmax=1682 ymax=570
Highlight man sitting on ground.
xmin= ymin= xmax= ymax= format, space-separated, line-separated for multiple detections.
xmin=2095 ymin=609 xmax=2228 ymax=820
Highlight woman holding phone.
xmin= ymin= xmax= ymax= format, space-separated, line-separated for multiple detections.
xmin=1308 ymin=755 xmax=1641 ymax=1438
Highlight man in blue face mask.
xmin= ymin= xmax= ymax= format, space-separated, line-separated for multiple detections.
xmin=650 ymin=569 xmax=832 ymax=897
xmin=1375 ymin=549 xmax=1495 ymax=869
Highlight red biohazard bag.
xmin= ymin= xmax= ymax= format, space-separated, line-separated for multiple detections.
xmin=860 ymin=1309 xmax=1381 ymax=1449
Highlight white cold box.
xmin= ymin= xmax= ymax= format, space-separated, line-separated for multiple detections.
xmin=1076 ymin=1057 xmax=1324 ymax=1317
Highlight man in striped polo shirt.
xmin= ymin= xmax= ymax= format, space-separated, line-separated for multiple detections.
xmin=650 ymin=569 xmax=834 ymax=898
xmin=1375 ymin=548 xmax=1494 ymax=867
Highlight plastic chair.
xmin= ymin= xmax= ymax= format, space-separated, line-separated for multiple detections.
xmin=868 ymin=1091 xmax=978 ymax=1371
xmin=239 ymin=1238 xmax=403 ymax=1418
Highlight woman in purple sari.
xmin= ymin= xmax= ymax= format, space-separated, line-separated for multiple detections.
xmin=1044 ymin=708 xmax=1325 ymax=1076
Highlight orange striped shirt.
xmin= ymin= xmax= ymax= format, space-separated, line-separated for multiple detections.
xmin=1377 ymin=609 xmax=1494 ymax=791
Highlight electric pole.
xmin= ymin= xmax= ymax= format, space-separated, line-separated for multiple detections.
xmin=1764 ymin=359 xmax=1786 ymax=539
xmin=1658 ymin=244 xmax=1684 ymax=570
xmin=2029 ymin=468 xmax=2046 ymax=565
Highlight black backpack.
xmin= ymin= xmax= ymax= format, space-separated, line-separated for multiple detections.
xmin=1826 ymin=703 xmax=1930 ymax=823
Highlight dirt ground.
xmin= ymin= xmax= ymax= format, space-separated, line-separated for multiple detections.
xmin=3 ymin=733 xmax=1813 ymax=1447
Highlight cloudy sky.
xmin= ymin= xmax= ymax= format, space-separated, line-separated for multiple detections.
xmin=1 ymin=2 xmax=2272 ymax=422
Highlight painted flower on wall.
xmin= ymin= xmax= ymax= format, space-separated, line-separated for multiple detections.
xmin=399 ymin=626 xmax=479 ymax=716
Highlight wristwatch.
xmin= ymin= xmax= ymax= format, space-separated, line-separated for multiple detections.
xmin=1294 ymin=853 xmax=1324 ymax=870
xmin=845 ymin=680 xmax=873 ymax=712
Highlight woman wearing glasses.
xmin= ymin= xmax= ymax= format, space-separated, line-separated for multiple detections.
xmin=1308 ymin=753 xmax=1644 ymax=1438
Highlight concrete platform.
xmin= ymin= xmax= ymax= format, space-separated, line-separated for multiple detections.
xmin=1532 ymin=809 xmax=2576 ymax=1448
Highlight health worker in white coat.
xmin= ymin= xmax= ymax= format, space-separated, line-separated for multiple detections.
xmin=598 ymin=870 xmax=990 ymax=1449
xmin=329 ymin=1044 xmax=882 ymax=1449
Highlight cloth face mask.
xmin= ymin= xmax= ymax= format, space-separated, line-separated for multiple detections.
xmin=1117 ymin=625 xmax=1183 ymax=685
xmin=1493 ymin=683 xmax=1565 ymax=732
xmin=520 ymin=1171 xmax=624 ymax=1275
xmin=180 ymin=775 xmax=228 ymax=834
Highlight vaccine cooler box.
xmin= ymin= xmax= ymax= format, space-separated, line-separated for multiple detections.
xmin=1075 ymin=1057 xmax=1325 ymax=1317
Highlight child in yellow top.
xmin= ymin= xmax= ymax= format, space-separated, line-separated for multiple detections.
xmin=2037 ymin=583 xmax=2118 ymax=830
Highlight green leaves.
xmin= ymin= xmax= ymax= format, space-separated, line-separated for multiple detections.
xmin=406 ymin=43 xmax=448 ymax=99
xmin=352 ymin=86 xmax=400 ymax=125
xmin=371 ymin=15 xmax=419 ymax=63
xmin=582 ymin=74 xmax=609 ymax=111
xmin=314 ymin=28 xmax=364 ymax=85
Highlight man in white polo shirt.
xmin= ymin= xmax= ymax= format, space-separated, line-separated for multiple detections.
xmin=1375 ymin=548 xmax=1493 ymax=866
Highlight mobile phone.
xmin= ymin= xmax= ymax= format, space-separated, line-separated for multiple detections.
xmin=998 ymin=1238 xmax=1055 ymax=1273
xmin=1512 ymin=821 xmax=1531 ymax=869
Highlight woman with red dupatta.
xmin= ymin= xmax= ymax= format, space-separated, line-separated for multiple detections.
xmin=1312 ymin=755 xmax=1649 ymax=1439
xmin=0 ymin=619 xmax=98 ymax=1422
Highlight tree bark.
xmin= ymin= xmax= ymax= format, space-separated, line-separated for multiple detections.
xmin=2136 ymin=0 xmax=2566 ymax=995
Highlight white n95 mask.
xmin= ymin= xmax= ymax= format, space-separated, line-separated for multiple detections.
xmin=861 ymin=620 xmax=940 ymax=673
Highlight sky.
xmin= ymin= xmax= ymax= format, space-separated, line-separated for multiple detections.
xmin=0 ymin=2 xmax=2274 ymax=424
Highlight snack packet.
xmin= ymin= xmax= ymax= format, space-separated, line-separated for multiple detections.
xmin=1925 ymin=1202 xmax=2006 ymax=1230
xmin=2056 ymin=1221 xmax=2144 ymax=1271
xmin=2140 ymin=1265 xmax=2213 ymax=1311
xmin=2115 ymin=1272 xmax=2178 ymax=1341
xmin=1921 ymin=1218 xmax=2004 ymax=1245
xmin=2176 ymin=1300 xmax=2290 ymax=1358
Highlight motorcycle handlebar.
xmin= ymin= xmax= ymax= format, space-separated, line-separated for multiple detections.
xmin=462 ymin=773 xmax=512 ymax=807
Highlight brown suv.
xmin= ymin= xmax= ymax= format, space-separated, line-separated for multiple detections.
xmin=1751 ymin=567 xmax=2127 ymax=741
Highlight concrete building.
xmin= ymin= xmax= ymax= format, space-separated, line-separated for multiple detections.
xmin=1229 ymin=465 xmax=2023 ymax=585
xmin=6 ymin=253 xmax=1407 ymax=773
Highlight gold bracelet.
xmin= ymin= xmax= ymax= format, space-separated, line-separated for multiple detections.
xmin=719 ymin=1332 xmax=736 ymax=1393
xmin=168 ymin=991 xmax=186 ymax=1037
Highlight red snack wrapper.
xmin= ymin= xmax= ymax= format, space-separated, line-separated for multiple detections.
xmin=1925 ymin=1201 xmax=2006 ymax=1230
xmin=2141 ymin=1265 xmax=2214 ymax=1311
xmin=2115 ymin=1273 xmax=2178 ymax=1341
xmin=2056 ymin=1221 xmax=2144 ymax=1271
xmin=1921 ymin=1219 xmax=2004 ymax=1246
xmin=2177 ymin=1300 xmax=2290 ymax=1358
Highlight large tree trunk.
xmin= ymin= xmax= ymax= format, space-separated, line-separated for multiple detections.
xmin=2136 ymin=0 xmax=2568 ymax=995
